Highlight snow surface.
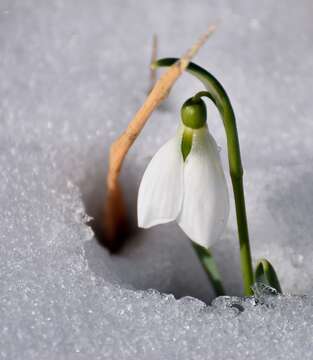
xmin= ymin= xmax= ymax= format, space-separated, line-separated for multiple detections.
xmin=1 ymin=0 xmax=313 ymax=358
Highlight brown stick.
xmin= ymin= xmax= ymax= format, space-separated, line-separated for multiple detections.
xmin=104 ymin=26 xmax=216 ymax=248
xmin=148 ymin=34 xmax=158 ymax=93
xmin=107 ymin=25 xmax=216 ymax=190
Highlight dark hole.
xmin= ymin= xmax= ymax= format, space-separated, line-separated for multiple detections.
xmin=80 ymin=158 xmax=139 ymax=253
xmin=79 ymin=156 xmax=244 ymax=304
xmin=79 ymin=156 xmax=221 ymax=303
xmin=230 ymin=303 xmax=245 ymax=313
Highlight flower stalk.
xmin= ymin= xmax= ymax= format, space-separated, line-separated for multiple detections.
xmin=154 ymin=59 xmax=254 ymax=295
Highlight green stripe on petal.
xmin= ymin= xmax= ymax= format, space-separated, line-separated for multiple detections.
xmin=181 ymin=127 xmax=193 ymax=161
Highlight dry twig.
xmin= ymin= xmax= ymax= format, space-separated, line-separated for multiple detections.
xmin=148 ymin=34 xmax=158 ymax=93
xmin=103 ymin=25 xmax=216 ymax=248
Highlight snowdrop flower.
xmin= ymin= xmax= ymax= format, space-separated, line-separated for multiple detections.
xmin=137 ymin=97 xmax=229 ymax=248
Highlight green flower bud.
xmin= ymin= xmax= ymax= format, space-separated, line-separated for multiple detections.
xmin=181 ymin=97 xmax=207 ymax=129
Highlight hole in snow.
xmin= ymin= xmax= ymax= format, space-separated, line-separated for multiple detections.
xmin=79 ymin=142 xmax=242 ymax=303
xmin=79 ymin=156 xmax=224 ymax=303
xmin=80 ymin=158 xmax=139 ymax=253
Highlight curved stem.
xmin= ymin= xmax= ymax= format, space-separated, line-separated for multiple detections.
xmin=155 ymin=58 xmax=254 ymax=295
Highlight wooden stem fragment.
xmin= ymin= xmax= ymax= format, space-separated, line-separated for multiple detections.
xmin=148 ymin=34 xmax=158 ymax=93
xmin=103 ymin=26 xmax=216 ymax=249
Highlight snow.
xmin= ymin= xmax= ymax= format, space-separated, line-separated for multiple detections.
xmin=1 ymin=0 xmax=313 ymax=358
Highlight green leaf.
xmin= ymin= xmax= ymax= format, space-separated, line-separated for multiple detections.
xmin=192 ymin=241 xmax=225 ymax=297
xmin=255 ymin=258 xmax=282 ymax=293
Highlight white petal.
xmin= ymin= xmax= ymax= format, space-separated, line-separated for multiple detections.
xmin=137 ymin=134 xmax=184 ymax=228
xmin=177 ymin=127 xmax=229 ymax=247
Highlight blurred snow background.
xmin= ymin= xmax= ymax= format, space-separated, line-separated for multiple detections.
xmin=1 ymin=0 xmax=313 ymax=358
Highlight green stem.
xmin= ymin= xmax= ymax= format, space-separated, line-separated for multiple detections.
xmin=192 ymin=242 xmax=225 ymax=297
xmin=155 ymin=58 xmax=254 ymax=295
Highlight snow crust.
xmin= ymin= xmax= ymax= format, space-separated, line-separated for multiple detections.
xmin=1 ymin=0 xmax=313 ymax=358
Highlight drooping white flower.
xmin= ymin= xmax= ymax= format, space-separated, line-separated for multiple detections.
xmin=137 ymin=97 xmax=229 ymax=248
